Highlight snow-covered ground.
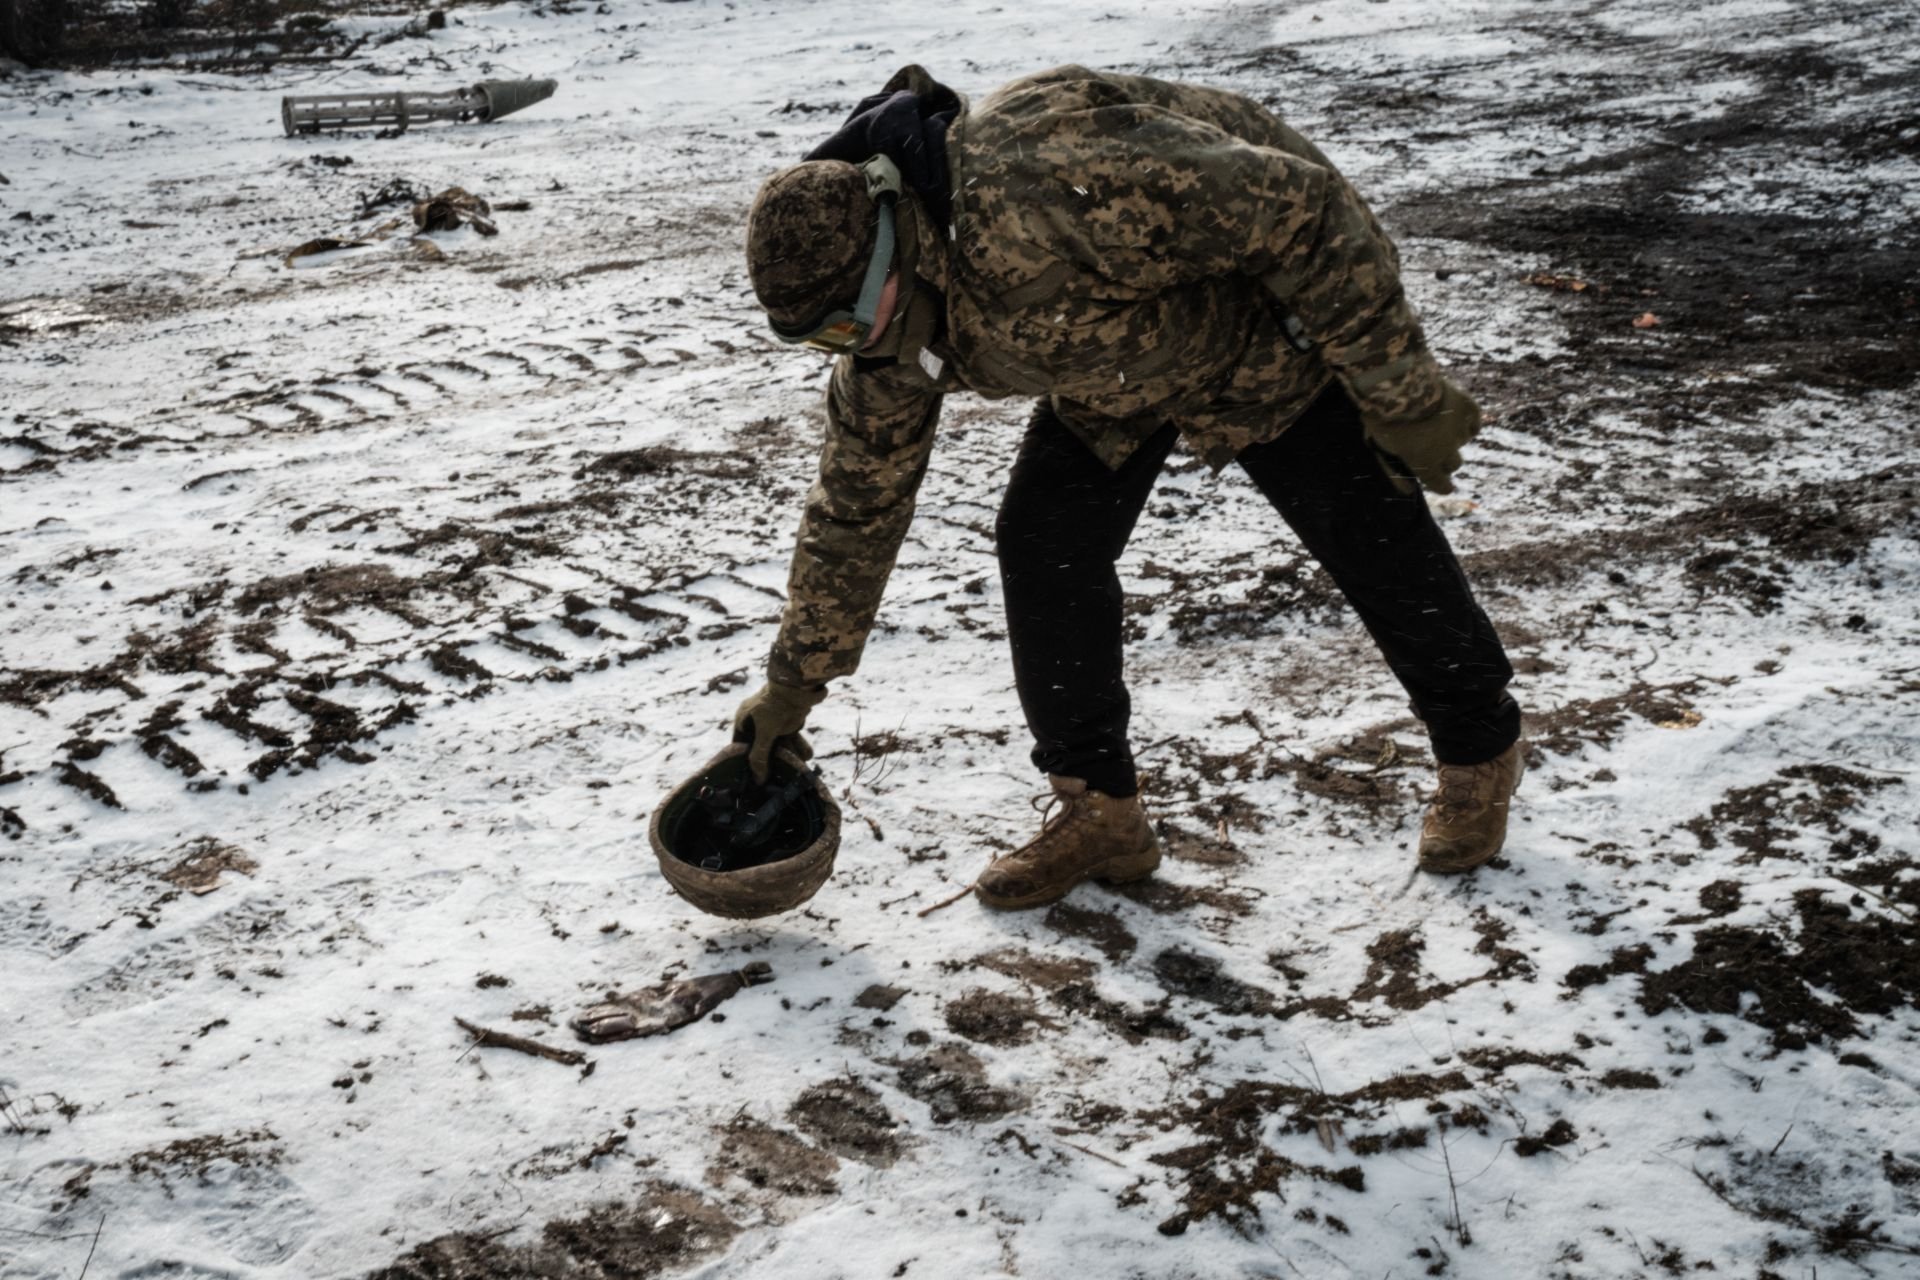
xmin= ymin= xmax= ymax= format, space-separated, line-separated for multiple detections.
xmin=3 ymin=1 xmax=1918 ymax=1276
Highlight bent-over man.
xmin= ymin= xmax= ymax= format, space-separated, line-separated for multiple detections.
xmin=730 ymin=64 xmax=1525 ymax=909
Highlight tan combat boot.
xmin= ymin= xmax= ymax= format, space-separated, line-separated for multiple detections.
xmin=1418 ymin=741 xmax=1525 ymax=874
xmin=976 ymin=776 xmax=1162 ymax=910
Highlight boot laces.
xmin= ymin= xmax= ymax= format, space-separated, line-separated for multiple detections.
xmin=1029 ymin=789 xmax=1089 ymax=834
xmin=1432 ymin=761 xmax=1487 ymax=817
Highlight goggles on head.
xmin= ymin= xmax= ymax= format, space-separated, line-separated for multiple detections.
xmin=769 ymin=155 xmax=905 ymax=355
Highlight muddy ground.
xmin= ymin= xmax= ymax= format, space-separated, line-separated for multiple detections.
xmin=3 ymin=0 xmax=1918 ymax=1277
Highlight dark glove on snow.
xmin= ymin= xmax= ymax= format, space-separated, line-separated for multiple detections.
xmin=1361 ymin=380 xmax=1483 ymax=496
xmin=732 ymin=680 xmax=826 ymax=783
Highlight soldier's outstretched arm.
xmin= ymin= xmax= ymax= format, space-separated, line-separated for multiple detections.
xmin=766 ymin=356 xmax=942 ymax=691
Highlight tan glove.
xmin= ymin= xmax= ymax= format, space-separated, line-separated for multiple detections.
xmin=732 ymin=681 xmax=827 ymax=783
xmin=1361 ymin=380 xmax=1483 ymax=496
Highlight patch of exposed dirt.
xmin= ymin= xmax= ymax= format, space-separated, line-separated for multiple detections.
xmin=1514 ymin=1118 xmax=1579 ymax=1158
xmin=370 ymin=1182 xmax=740 ymax=1280
xmin=1640 ymin=890 xmax=1920 ymax=1050
xmin=1105 ymin=877 xmax=1261 ymax=919
xmin=1136 ymin=1081 xmax=1367 ymax=1236
xmin=1043 ymin=901 xmax=1137 ymax=961
xmin=972 ymin=946 xmax=1097 ymax=992
xmin=1682 ymin=765 xmax=1896 ymax=862
xmin=1134 ymin=555 xmax=1346 ymax=644
xmin=542 ymin=1187 xmax=743 ymax=1275
xmin=1350 ymin=912 xmax=1533 ymax=1012
xmin=125 ymin=1127 xmax=284 ymax=1189
xmin=158 ymin=838 xmax=257 ymax=894
xmin=853 ymin=983 xmax=906 ymax=1011
xmin=891 ymin=1042 xmax=1027 ymax=1123
xmin=786 ymin=1078 xmax=904 ymax=1167
xmin=705 ymin=1118 xmax=839 ymax=1199
xmin=1049 ymin=981 xmax=1189 ymax=1046
xmin=943 ymin=986 xmax=1060 ymax=1048
xmin=1150 ymin=948 xmax=1276 ymax=1016
xmin=1530 ymin=680 xmax=1704 ymax=757
xmin=1132 ymin=1064 xmax=1493 ymax=1231
xmin=1346 ymin=1126 xmax=1431 ymax=1156
xmin=1154 ymin=820 xmax=1248 ymax=867
xmin=1836 ymin=858 xmax=1920 ymax=913
xmin=55 ymin=761 xmax=123 ymax=810
xmin=577 ymin=446 xmax=757 ymax=483
xmin=1563 ymin=942 xmax=1654 ymax=993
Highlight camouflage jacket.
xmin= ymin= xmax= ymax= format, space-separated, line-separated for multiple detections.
xmin=769 ymin=64 xmax=1445 ymax=689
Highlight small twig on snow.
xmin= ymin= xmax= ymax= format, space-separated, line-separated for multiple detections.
xmin=917 ymin=879 xmax=977 ymax=917
xmin=1440 ymin=1127 xmax=1471 ymax=1247
xmin=454 ymin=1017 xmax=587 ymax=1067
xmin=78 ymin=1213 xmax=105 ymax=1279
xmin=1054 ymin=1138 xmax=1125 ymax=1168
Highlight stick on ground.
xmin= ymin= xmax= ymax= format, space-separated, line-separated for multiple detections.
xmin=454 ymin=1017 xmax=588 ymax=1066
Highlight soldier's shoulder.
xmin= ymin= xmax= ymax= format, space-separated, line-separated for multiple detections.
xmin=972 ymin=65 xmax=1139 ymax=119
xmin=968 ymin=67 xmax=1285 ymax=145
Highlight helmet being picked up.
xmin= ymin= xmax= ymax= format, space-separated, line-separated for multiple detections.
xmin=651 ymin=742 xmax=841 ymax=919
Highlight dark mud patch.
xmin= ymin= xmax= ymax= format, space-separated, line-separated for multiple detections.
xmin=55 ymin=760 xmax=123 ymax=810
xmin=1562 ymin=942 xmax=1654 ymax=993
xmin=705 ymin=1118 xmax=839 ymax=1199
xmin=1347 ymin=1126 xmax=1431 ymax=1156
xmin=126 ymin=1127 xmax=283 ymax=1187
xmin=1131 ymin=556 xmax=1345 ymax=644
xmin=245 ymin=689 xmax=417 ymax=782
xmin=1135 ymin=1066 xmax=1482 ymax=1231
xmin=1137 ymin=1081 xmax=1369 ymax=1235
xmin=1043 ymin=901 xmax=1137 ymax=961
xmin=1391 ymin=11 xmax=1920 ymax=414
xmin=1457 ymin=1046 xmax=1587 ymax=1078
xmin=370 ymin=1182 xmax=740 ymax=1280
xmin=1698 ymin=880 xmax=1744 ymax=916
xmin=943 ymin=987 xmax=1060 ymax=1048
xmin=1464 ymin=466 xmax=1920 ymax=609
xmin=1514 ymin=1118 xmax=1579 ymax=1158
xmin=158 ymin=838 xmax=257 ymax=894
xmin=891 ymin=1042 xmax=1027 ymax=1123
xmin=1682 ymin=765 xmax=1896 ymax=862
xmin=233 ymin=562 xmax=422 ymax=618
xmin=853 ymin=983 xmax=906 ymax=1011
xmin=1050 ymin=981 xmax=1189 ymax=1046
xmin=577 ymin=446 xmax=757 ymax=482
xmin=1352 ymin=913 xmax=1533 ymax=1012
xmin=1836 ymin=858 xmax=1920 ymax=913
xmin=1640 ymin=890 xmax=1920 ymax=1050
xmin=972 ymin=945 xmax=1097 ymax=992
xmin=1151 ymin=948 xmax=1276 ymax=1016
xmin=787 ymin=1078 xmax=904 ymax=1167
xmin=1530 ymin=680 xmax=1704 ymax=757
xmin=1105 ymin=877 xmax=1261 ymax=920
xmin=1155 ymin=820 xmax=1248 ymax=867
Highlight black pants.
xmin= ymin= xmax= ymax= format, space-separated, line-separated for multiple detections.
xmin=995 ymin=385 xmax=1520 ymax=798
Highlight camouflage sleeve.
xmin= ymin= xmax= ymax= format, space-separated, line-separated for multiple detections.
xmin=767 ymin=355 xmax=942 ymax=689
xmin=1247 ymin=152 xmax=1444 ymax=425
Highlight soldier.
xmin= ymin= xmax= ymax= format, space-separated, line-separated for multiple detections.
xmin=732 ymin=64 xmax=1524 ymax=909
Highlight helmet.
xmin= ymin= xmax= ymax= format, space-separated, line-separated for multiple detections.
xmin=651 ymin=742 xmax=840 ymax=919
xmin=746 ymin=160 xmax=877 ymax=331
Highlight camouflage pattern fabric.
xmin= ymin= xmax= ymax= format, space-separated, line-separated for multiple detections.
xmin=769 ymin=64 xmax=1448 ymax=689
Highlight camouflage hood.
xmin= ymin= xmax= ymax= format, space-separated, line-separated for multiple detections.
xmin=804 ymin=64 xmax=963 ymax=230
